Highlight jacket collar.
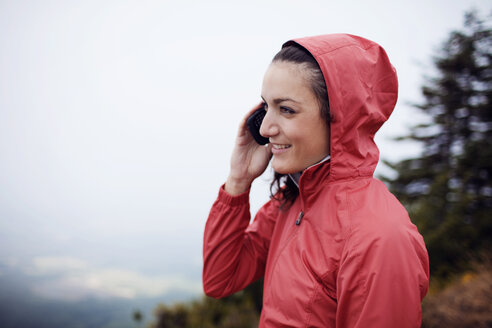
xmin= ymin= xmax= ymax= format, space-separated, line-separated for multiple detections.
xmin=288 ymin=155 xmax=331 ymax=188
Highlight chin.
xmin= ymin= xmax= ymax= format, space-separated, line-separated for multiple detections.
xmin=272 ymin=160 xmax=298 ymax=175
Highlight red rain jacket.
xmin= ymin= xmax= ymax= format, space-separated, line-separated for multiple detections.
xmin=203 ymin=34 xmax=429 ymax=327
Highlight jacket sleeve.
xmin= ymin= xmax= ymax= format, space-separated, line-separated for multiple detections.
xmin=202 ymin=185 xmax=278 ymax=298
xmin=335 ymin=216 xmax=430 ymax=328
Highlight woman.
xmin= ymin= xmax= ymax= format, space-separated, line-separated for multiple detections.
xmin=203 ymin=34 xmax=429 ymax=327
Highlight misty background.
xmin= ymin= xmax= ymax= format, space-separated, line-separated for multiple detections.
xmin=1 ymin=0 xmax=491 ymax=326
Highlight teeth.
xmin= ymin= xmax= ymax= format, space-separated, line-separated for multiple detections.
xmin=273 ymin=144 xmax=290 ymax=149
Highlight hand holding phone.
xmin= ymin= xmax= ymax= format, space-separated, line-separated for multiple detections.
xmin=246 ymin=106 xmax=269 ymax=145
xmin=225 ymin=105 xmax=272 ymax=195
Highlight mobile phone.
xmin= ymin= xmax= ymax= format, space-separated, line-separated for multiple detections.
xmin=246 ymin=107 xmax=269 ymax=145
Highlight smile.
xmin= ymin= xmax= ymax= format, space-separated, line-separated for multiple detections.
xmin=271 ymin=143 xmax=291 ymax=155
xmin=272 ymin=144 xmax=291 ymax=149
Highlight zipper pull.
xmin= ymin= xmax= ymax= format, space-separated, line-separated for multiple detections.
xmin=295 ymin=211 xmax=304 ymax=226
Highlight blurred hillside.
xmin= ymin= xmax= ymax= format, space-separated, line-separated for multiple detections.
xmin=0 ymin=265 xmax=196 ymax=328
xmin=422 ymin=260 xmax=492 ymax=327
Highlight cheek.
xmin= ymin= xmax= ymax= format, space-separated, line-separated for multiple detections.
xmin=292 ymin=131 xmax=318 ymax=157
xmin=286 ymin=127 xmax=305 ymax=147
xmin=284 ymin=116 xmax=329 ymax=153
xmin=299 ymin=124 xmax=330 ymax=155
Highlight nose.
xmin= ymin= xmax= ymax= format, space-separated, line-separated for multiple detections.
xmin=259 ymin=109 xmax=279 ymax=139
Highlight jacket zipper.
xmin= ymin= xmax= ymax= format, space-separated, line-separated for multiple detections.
xmin=293 ymin=155 xmax=330 ymax=227
xmin=295 ymin=211 xmax=304 ymax=226
xmin=297 ymin=175 xmax=305 ymax=226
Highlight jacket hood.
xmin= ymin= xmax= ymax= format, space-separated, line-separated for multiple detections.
xmin=284 ymin=34 xmax=398 ymax=181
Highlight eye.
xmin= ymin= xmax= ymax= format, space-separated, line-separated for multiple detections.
xmin=280 ymin=106 xmax=295 ymax=114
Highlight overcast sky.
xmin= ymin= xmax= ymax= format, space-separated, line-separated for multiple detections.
xmin=0 ymin=0 xmax=491 ymax=301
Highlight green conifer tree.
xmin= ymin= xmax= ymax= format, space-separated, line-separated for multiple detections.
xmin=383 ymin=11 xmax=492 ymax=282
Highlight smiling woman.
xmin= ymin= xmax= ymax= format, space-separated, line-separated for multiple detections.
xmin=202 ymin=34 xmax=430 ymax=327
xmin=261 ymin=45 xmax=332 ymax=207
xmin=260 ymin=61 xmax=330 ymax=175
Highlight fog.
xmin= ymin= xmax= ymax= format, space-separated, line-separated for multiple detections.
xmin=0 ymin=0 xmax=490 ymax=302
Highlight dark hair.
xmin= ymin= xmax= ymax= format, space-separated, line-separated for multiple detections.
xmin=269 ymin=43 xmax=331 ymax=208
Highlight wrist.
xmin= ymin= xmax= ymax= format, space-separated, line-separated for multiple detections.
xmin=225 ymin=176 xmax=252 ymax=196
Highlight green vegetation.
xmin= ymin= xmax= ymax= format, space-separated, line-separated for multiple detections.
xmin=149 ymin=280 xmax=262 ymax=328
xmin=421 ymin=260 xmax=492 ymax=327
xmin=382 ymin=10 xmax=492 ymax=285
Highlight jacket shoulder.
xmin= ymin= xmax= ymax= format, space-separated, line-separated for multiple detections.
xmin=341 ymin=178 xmax=426 ymax=265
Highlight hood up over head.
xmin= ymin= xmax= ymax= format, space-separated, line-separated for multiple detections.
xmin=284 ymin=34 xmax=398 ymax=181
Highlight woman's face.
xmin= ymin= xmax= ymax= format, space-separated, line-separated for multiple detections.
xmin=260 ymin=61 xmax=330 ymax=174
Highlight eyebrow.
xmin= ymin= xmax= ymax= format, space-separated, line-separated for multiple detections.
xmin=261 ymin=96 xmax=301 ymax=104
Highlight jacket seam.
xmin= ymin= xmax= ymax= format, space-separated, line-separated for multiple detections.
xmin=304 ymin=279 xmax=322 ymax=327
xmin=263 ymin=221 xmax=300 ymax=288
xmin=314 ymin=43 xmax=378 ymax=58
xmin=326 ymin=175 xmax=373 ymax=186
xmin=344 ymin=186 xmax=369 ymax=308
xmin=373 ymin=72 xmax=398 ymax=89
xmin=305 ymin=267 xmax=339 ymax=327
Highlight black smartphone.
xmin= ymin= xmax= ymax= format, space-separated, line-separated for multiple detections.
xmin=246 ymin=107 xmax=269 ymax=145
